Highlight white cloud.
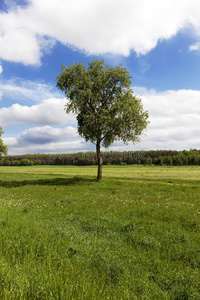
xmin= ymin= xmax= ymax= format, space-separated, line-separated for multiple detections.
xmin=136 ymin=88 xmax=200 ymax=150
xmin=17 ymin=125 xmax=78 ymax=145
xmin=1 ymin=0 xmax=200 ymax=64
xmin=189 ymin=42 xmax=200 ymax=51
xmin=140 ymin=88 xmax=200 ymax=116
xmin=102 ymin=88 xmax=200 ymax=152
xmin=0 ymin=98 xmax=76 ymax=126
xmin=0 ymin=3 xmax=55 ymax=65
xmin=3 ymin=125 xmax=86 ymax=155
xmin=0 ymin=78 xmax=61 ymax=103
xmin=1 ymin=84 xmax=200 ymax=154
xmin=0 ymin=28 xmax=40 ymax=65
xmin=5 ymin=139 xmax=86 ymax=155
xmin=0 ymin=65 xmax=3 ymax=99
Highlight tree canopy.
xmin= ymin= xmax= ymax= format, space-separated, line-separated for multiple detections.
xmin=0 ymin=127 xmax=8 ymax=156
xmin=56 ymin=59 xmax=149 ymax=179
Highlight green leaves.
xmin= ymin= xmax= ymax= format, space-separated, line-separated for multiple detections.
xmin=57 ymin=59 xmax=149 ymax=178
xmin=0 ymin=127 xmax=8 ymax=156
xmin=57 ymin=59 xmax=149 ymax=149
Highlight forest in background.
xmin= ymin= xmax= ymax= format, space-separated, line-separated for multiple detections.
xmin=1 ymin=149 xmax=200 ymax=166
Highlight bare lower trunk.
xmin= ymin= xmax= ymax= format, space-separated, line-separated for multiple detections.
xmin=96 ymin=141 xmax=103 ymax=180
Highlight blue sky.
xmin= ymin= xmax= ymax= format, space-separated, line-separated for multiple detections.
xmin=0 ymin=0 xmax=200 ymax=155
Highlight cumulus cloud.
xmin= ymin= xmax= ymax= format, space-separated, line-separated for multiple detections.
xmin=3 ymin=125 xmax=84 ymax=155
xmin=189 ymin=42 xmax=200 ymax=51
xmin=139 ymin=88 xmax=200 ymax=117
xmin=1 ymin=0 xmax=200 ymax=64
xmin=100 ymin=88 xmax=200 ymax=152
xmin=0 ymin=98 xmax=76 ymax=126
xmin=5 ymin=139 xmax=87 ymax=155
xmin=0 ymin=65 xmax=3 ymax=103
xmin=1 ymin=84 xmax=200 ymax=154
xmin=17 ymin=125 xmax=78 ymax=145
xmin=0 ymin=78 xmax=61 ymax=103
xmin=134 ymin=87 xmax=200 ymax=150
xmin=3 ymin=130 xmax=88 ymax=155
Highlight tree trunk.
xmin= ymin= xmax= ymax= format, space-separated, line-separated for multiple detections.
xmin=96 ymin=140 xmax=103 ymax=180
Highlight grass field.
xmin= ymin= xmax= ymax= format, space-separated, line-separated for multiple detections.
xmin=0 ymin=165 xmax=200 ymax=299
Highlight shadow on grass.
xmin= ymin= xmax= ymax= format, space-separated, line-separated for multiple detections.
xmin=0 ymin=176 xmax=97 ymax=188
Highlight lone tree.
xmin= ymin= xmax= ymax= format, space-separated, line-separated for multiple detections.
xmin=56 ymin=59 xmax=149 ymax=180
xmin=0 ymin=127 xmax=8 ymax=156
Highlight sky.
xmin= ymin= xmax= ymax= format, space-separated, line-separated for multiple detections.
xmin=0 ymin=0 xmax=200 ymax=155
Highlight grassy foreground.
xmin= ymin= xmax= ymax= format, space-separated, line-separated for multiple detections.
xmin=0 ymin=165 xmax=200 ymax=299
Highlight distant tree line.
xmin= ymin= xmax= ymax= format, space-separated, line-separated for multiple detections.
xmin=0 ymin=149 xmax=200 ymax=166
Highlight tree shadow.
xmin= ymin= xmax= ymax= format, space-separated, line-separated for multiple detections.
xmin=0 ymin=176 xmax=97 ymax=188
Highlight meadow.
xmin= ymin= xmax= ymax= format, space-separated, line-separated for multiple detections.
xmin=0 ymin=165 xmax=200 ymax=299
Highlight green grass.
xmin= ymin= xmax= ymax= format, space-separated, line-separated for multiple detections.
xmin=0 ymin=165 xmax=200 ymax=299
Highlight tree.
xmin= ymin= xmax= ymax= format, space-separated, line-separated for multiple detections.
xmin=0 ymin=127 xmax=8 ymax=157
xmin=56 ymin=59 xmax=149 ymax=179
